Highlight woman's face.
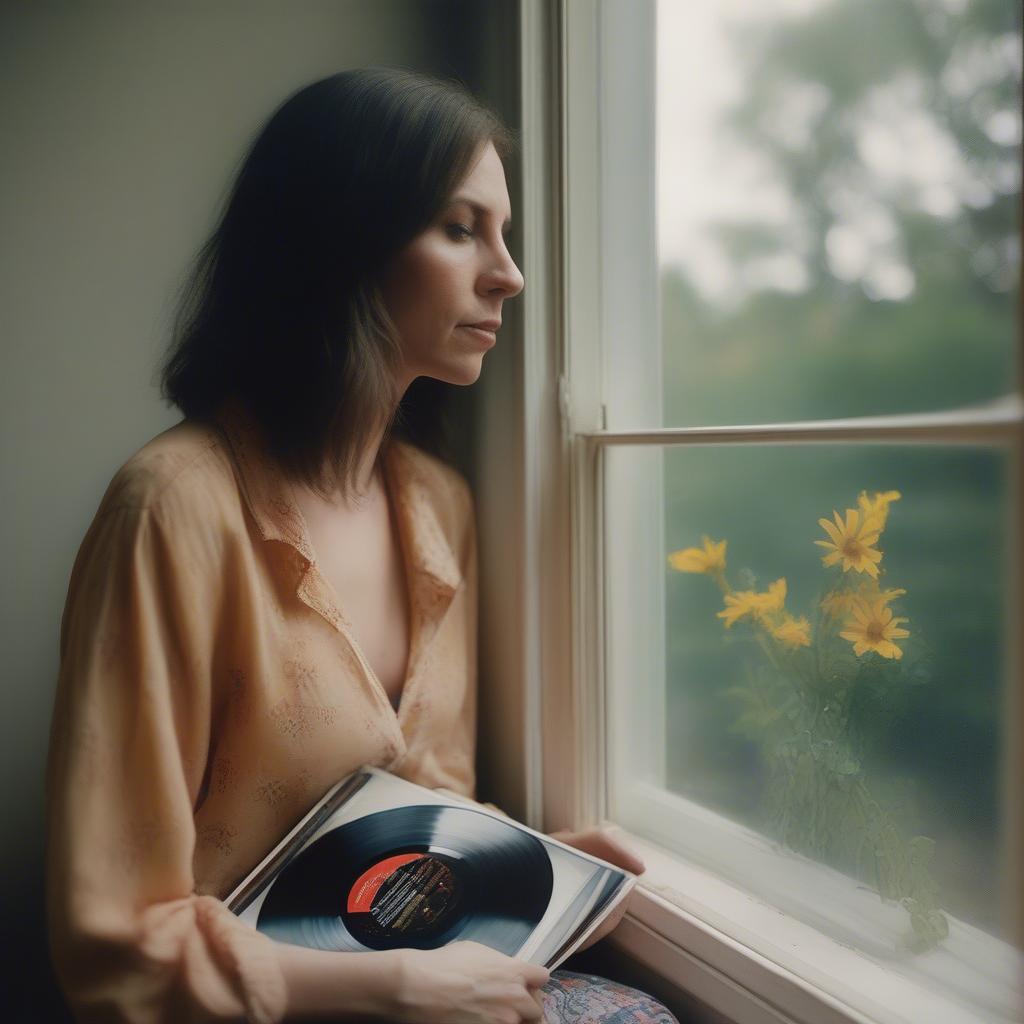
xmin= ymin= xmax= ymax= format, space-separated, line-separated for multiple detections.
xmin=380 ymin=141 xmax=524 ymax=390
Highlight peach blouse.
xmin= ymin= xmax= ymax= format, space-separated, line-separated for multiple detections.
xmin=45 ymin=404 xmax=478 ymax=1023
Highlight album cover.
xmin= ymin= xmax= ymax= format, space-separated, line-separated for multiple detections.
xmin=224 ymin=767 xmax=637 ymax=969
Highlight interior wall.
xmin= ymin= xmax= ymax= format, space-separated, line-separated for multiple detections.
xmin=0 ymin=1 xmax=518 ymax=1012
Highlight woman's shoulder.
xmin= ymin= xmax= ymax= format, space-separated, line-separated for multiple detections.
xmin=64 ymin=421 xmax=242 ymax=594
xmin=98 ymin=418 xmax=238 ymax=521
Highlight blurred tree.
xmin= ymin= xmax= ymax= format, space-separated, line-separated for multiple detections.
xmin=662 ymin=0 xmax=1020 ymax=427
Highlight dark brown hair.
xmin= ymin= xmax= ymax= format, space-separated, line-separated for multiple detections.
xmin=160 ymin=66 xmax=514 ymax=498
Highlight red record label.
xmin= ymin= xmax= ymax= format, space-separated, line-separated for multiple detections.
xmin=347 ymin=852 xmax=426 ymax=913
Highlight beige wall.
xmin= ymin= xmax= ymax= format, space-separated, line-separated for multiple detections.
xmin=0 ymin=2 xmax=518 ymax=1012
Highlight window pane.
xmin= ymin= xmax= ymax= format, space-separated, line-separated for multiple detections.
xmin=656 ymin=0 xmax=1020 ymax=428
xmin=605 ymin=442 xmax=1015 ymax=961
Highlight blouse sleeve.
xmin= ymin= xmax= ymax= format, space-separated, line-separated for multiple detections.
xmin=46 ymin=489 xmax=287 ymax=1024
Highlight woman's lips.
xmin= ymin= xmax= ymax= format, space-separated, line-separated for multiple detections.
xmin=458 ymin=324 xmax=497 ymax=347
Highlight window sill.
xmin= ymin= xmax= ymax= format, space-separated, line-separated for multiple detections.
xmin=600 ymin=819 xmax=1023 ymax=1024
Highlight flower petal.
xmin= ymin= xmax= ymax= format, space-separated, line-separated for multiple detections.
xmin=818 ymin=518 xmax=843 ymax=546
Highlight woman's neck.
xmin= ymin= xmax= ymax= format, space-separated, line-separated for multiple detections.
xmin=307 ymin=423 xmax=389 ymax=512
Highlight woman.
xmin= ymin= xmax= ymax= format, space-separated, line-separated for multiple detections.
xmin=46 ymin=67 xmax=678 ymax=1023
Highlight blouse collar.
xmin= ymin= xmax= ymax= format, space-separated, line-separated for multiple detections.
xmin=212 ymin=399 xmax=463 ymax=600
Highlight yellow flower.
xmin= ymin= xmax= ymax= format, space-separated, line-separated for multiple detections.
xmin=757 ymin=578 xmax=787 ymax=616
xmin=815 ymin=508 xmax=884 ymax=578
xmin=717 ymin=578 xmax=787 ymax=628
xmin=717 ymin=590 xmax=761 ymax=628
xmin=858 ymin=489 xmax=901 ymax=531
xmin=821 ymin=584 xmax=906 ymax=618
xmin=773 ymin=615 xmax=812 ymax=649
xmin=839 ymin=597 xmax=910 ymax=659
xmin=667 ymin=537 xmax=727 ymax=574
xmin=820 ymin=590 xmax=858 ymax=618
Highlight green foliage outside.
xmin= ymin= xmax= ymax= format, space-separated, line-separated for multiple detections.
xmin=660 ymin=0 xmax=1019 ymax=941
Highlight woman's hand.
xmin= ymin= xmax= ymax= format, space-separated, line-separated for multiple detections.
xmin=549 ymin=826 xmax=646 ymax=875
xmin=392 ymin=940 xmax=550 ymax=1023
xmin=549 ymin=826 xmax=646 ymax=952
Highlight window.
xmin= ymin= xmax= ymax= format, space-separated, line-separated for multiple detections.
xmin=545 ymin=1 xmax=1023 ymax=1021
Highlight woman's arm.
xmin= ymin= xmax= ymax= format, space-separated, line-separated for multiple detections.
xmin=273 ymin=944 xmax=403 ymax=1019
xmin=275 ymin=942 xmax=548 ymax=1022
xmin=47 ymin=491 xmax=293 ymax=1022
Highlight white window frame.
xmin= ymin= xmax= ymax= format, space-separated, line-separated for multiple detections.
xmin=519 ymin=1 xmax=1024 ymax=1022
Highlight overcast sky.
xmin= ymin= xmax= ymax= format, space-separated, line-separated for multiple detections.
xmin=656 ymin=0 xmax=1022 ymax=303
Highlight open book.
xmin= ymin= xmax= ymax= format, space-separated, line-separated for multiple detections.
xmin=225 ymin=767 xmax=637 ymax=969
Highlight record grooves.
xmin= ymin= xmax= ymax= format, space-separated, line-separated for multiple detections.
xmin=257 ymin=804 xmax=555 ymax=956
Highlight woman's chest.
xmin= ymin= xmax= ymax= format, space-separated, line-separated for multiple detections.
xmin=297 ymin=489 xmax=411 ymax=705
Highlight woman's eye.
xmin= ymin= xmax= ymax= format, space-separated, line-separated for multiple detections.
xmin=447 ymin=223 xmax=473 ymax=241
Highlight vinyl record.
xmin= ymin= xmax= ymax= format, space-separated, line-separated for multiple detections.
xmin=256 ymin=804 xmax=554 ymax=956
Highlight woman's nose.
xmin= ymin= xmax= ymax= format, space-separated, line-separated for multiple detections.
xmin=481 ymin=244 xmax=525 ymax=298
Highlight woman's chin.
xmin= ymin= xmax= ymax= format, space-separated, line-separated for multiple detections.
xmin=436 ymin=354 xmax=487 ymax=387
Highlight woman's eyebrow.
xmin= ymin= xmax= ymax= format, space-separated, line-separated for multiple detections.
xmin=447 ymin=195 xmax=513 ymax=233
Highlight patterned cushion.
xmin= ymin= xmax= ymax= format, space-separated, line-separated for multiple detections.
xmin=540 ymin=969 xmax=680 ymax=1023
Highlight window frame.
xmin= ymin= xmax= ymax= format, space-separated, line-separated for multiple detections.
xmin=521 ymin=1 xmax=1024 ymax=1021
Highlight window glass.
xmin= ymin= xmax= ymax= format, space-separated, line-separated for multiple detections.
xmin=657 ymin=0 xmax=1021 ymax=428
xmin=605 ymin=442 xmax=1013 ymax=946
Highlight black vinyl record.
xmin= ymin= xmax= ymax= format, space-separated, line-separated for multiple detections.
xmin=256 ymin=804 xmax=554 ymax=956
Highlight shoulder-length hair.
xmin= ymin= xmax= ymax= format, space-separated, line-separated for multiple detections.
xmin=160 ymin=66 xmax=514 ymax=498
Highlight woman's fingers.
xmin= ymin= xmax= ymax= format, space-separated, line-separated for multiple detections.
xmin=597 ymin=833 xmax=646 ymax=874
xmin=514 ymin=987 xmax=545 ymax=1021
xmin=557 ymin=827 xmax=646 ymax=874
xmin=521 ymin=962 xmax=551 ymax=990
